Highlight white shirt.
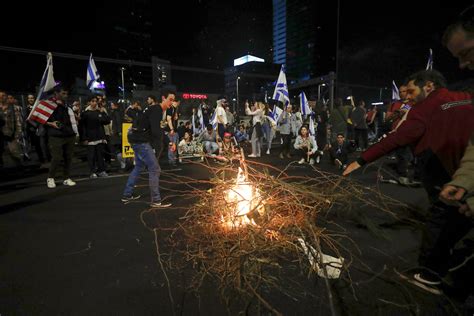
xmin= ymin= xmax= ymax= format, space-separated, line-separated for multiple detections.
xmin=246 ymin=108 xmax=263 ymax=125
xmin=215 ymin=106 xmax=227 ymax=125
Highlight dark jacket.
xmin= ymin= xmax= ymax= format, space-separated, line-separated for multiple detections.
xmin=46 ymin=100 xmax=76 ymax=138
xmin=81 ymin=108 xmax=110 ymax=142
xmin=110 ymin=108 xmax=124 ymax=145
xmin=350 ymin=107 xmax=368 ymax=130
xmin=127 ymin=104 xmax=164 ymax=150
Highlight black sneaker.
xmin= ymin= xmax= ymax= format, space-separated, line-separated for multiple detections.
xmin=121 ymin=194 xmax=141 ymax=203
xmin=150 ymin=201 xmax=172 ymax=208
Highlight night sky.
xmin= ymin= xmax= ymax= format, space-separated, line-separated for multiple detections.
xmin=1 ymin=0 xmax=472 ymax=95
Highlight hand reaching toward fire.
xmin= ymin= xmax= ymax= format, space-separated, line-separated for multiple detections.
xmin=342 ymin=161 xmax=361 ymax=176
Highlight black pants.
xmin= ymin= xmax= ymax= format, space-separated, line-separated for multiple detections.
xmin=87 ymin=144 xmax=106 ymax=174
xmin=27 ymin=129 xmax=45 ymax=163
xmin=48 ymin=136 xmax=75 ymax=178
xmin=395 ymin=146 xmax=413 ymax=177
xmin=279 ymin=133 xmax=292 ymax=155
xmin=296 ymin=148 xmax=315 ymax=162
xmin=40 ymin=135 xmax=51 ymax=162
xmin=329 ymin=148 xmax=348 ymax=164
xmin=419 ymin=201 xmax=473 ymax=277
xmin=354 ymin=128 xmax=368 ymax=149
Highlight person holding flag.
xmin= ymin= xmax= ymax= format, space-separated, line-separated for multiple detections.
xmin=42 ymin=85 xmax=78 ymax=188
xmin=28 ymin=53 xmax=78 ymax=188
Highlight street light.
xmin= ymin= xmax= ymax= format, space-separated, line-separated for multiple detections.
xmin=318 ymin=83 xmax=327 ymax=101
xmin=120 ymin=67 xmax=126 ymax=100
xmin=236 ymin=76 xmax=241 ymax=113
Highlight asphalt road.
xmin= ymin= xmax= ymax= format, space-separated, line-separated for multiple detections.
xmin=0 ymin=149 xmax=471 ymax=315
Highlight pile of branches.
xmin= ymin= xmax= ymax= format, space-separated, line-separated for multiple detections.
xmin=145 ymin=159 xmax=407 ymax=314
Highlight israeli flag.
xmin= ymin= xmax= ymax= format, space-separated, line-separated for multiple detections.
xmin=272 ymin=65 xmax=290 ymax=107
xmin=27 ymin=52 xmax=56 ymax=122
xmin=425 ymin=48 xmax=433 ymax=70
xmin=309 ymin=115 xmax=316 ymax=137
xmin=210 ymin=110 xmax=218 ymax=130
xmin=392 ymin=80 xmax=400 ymax=100
xmin=197 ymin=105 xmax=204 ymax=133
xmin=87 ymin=54 xmax=100 ymax=90
xmin=299 ymin=91 xmax=311 ymax=117
xmin=270 ymin=105 xmax=283 ymax=122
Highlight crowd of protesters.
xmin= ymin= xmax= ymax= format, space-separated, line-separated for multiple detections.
xmin=0 ymin=4 xmax=473 ymax=307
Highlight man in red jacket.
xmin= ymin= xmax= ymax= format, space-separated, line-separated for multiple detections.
xmin=343 ymin=69 xmax=474 ymax=294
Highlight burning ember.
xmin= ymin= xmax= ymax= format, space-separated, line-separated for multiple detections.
xmin=221 ymin=167 xmax=265 ymax=229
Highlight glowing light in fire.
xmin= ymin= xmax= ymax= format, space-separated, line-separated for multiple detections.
xmin=222 ymin=167 xmax=264 ymax=229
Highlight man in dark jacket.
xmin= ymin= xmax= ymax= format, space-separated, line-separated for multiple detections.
xmin=109 ymin=102 xmax=125 ymax=169
xmin=328 ymin=133 xmax=354 ymax=169
xmin=344 ymin=70 xmax=474 ymax=294
xmin=122 ymin=90 xmax=175 ymax=208
xmin=44 ymin=87 xmax=78 ymax=189
xmin=81 ymin=96 xmax=110 ymax=178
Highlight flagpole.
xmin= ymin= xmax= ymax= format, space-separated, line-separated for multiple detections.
xmin=236 ymin=76 xmax=240 ymax=114
xmin=120 ymin=67 xmax=126 ymax=100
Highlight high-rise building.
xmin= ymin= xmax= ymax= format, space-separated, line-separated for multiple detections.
xmin=108 ymin=0 xmax=153 ymax=88
xmin=272 ymin=0 xmax=337 ymax=81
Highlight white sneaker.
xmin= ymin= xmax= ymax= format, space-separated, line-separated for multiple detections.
xmin=309 ymin=158 xmax=315 ymax=165
xmin=248 ymin=154 xmax=258 ymax=158
xmin=97 ymin=171 xmax=109 ymax=177
xmin=47 ymin=178 xmax=56 ymax=189
xmin=298 ymin=158 xmax=305 ymax=164
xmin=90 ymin=173 xmax=98 ymax=179
xmin=266 ymin=149 xmax=270 ymax=155
xmin=63 ymin=178 xmax=76 ymax=186
xmin=316 ymin=156 xmax=321 ymax=164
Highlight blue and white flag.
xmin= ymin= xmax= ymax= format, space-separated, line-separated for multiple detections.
xmin=210 ymin=110 xmax=218 ymax=130
xmin=87 ymin=54 xmax=100 ymax=90
xmin=28 ymin=52 xmax=56 ymax=124
xmin=272 ymin=65 xmax=290 ymax=107
xmin=299 ymin=91 xmax=311 ymax=117
xmin=425 ymin=48 xmax=433 ymax=70
xmin=269 ymin=105 xmax=283 ymax=122
xmin=309 ymin=115 xmax=316 ymax=137
xmin=194 ymin=105 xmax=205 ymax=134
xmin=392 ymin=80 xmax=400 ymax=100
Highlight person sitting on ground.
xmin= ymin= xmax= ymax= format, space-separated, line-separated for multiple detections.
xmin=178 ymin=131 xmax=203 ymax=162
xmin=217 ymin=132 xmax=241 ymax=162
xmin=234 ymin=124 xmax=249 ymax=144
xmin=328 ymin=133 xmax=354 ymax=170
xmin=293 ymin=125 xmax=318 ymax=165
xmin=197 ymin=124 xmax=219 ymax=155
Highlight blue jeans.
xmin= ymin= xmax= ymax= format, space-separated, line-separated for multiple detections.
xmin=167 ymin=133 xmax=179 ymax=164
xmin=123 ymin=143 xmax=161 ymax=202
